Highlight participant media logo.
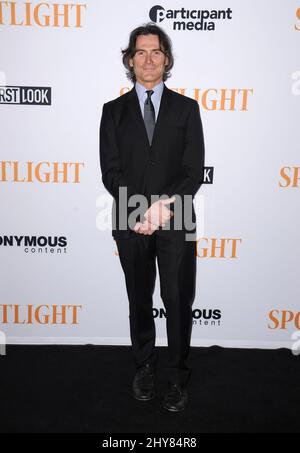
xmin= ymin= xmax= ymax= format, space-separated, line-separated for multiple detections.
xmin=149 ymin=5 xmax=233 ymax=31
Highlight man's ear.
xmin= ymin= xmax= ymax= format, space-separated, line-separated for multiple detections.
xmin=129 ymin=58 xmax=133 ymax=68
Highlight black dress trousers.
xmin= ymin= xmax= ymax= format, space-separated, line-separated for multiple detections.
xmin=115 ymin=231 xmax=197 ymax=386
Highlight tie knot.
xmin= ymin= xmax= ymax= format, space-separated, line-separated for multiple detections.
xmin=146 ymin=90 xmax=154 ymax=99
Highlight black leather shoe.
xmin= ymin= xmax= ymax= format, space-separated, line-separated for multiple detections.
xmin=162 ymin=383 xmax=188 ymax=412
xmin=132 ymin=363 xmax=155 ymax=401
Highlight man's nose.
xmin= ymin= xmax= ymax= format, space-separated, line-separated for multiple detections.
xmin=146 ymin=53 xmax=153 ymax=63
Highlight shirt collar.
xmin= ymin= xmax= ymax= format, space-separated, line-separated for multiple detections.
xmin=135 ymin=80 xmax=164 ymax=100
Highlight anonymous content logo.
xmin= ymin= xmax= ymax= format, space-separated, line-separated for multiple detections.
xmin=149 ymin=5 xmax=233 ymax=31
xmin=0 ymin=86 xmax=51 ymax=105
xmin=153 ymin=308 xmax=222 ymax=327
xmin=0 ymin=235 xmax=67 ymax=255
xmin=0 ymin=329 xmax=6 ymax=356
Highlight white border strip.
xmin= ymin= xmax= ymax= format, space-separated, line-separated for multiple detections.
xmin=5 ymin=337 xmax=293 ymax=350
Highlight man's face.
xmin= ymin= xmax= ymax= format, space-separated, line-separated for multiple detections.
xmin=129 ymin=34 xmax=169 ymax=87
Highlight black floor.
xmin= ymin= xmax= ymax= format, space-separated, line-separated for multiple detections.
xmin=0 ymin=345 xmax=300 ymax=433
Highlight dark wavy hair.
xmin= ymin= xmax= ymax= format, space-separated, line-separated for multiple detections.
xmin=121 ymin=22 xmax=174 ymax=84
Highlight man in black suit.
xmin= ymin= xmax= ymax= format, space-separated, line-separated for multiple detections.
xmin=99 ymin=23 xmax=205 ymax=412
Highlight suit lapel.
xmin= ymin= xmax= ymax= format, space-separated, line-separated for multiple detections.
xmin=127 ymin=83 xmax=172 ymax=149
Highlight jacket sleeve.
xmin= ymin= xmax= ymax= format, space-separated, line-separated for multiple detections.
xmin=161 ymin=100 xmax=205 ymax=201
xmin=99 ymin=102 xmax=140 ymax=202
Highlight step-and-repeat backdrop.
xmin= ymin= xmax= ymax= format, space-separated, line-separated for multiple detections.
xmin=1 ymin=0 xmax=299 ymax=349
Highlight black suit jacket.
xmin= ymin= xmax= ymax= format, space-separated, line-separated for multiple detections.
xmin=99 ymin=83 xmax=205 ymax=240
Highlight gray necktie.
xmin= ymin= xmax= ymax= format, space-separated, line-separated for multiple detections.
xmin=144 ymin=90 xmax=155 ymax=145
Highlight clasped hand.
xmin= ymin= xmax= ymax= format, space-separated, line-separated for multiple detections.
xmin=133 ymin=196 xmax=176 ymax=235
